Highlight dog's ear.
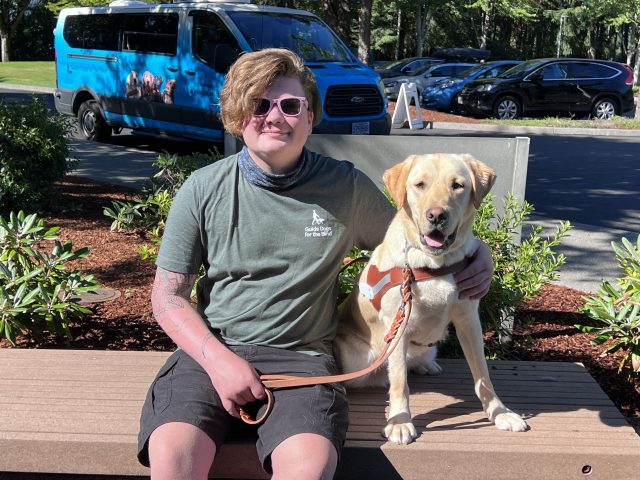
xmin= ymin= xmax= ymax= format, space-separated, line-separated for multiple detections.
xmin=383 ymin=155 xmax=418 ymax=209
xmin=463 ymin=155 xmax=497 ymax=209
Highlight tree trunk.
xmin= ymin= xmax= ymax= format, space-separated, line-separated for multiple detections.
xmin=634 ymin=36 xmax=640 ymax=86
xmin=357 ymin=0 xmax=373 ymax=64
xmin=1 ymin=0 xmax=30 ymax=62
xmin=395 ymin=8 xmax=404 ymax=60
xmin=480 ymin=9 xmax=492 ymax=50
xmin=1 ymin=30 xmax=9 ymax=62
xmin=321 ymin=0 xmax=351 ymax=46
xmin=586 ymin=27 xmax=596 ymax=59
xmin=627 ymin=23 xmax=636 ymax=67
xmin=416 ymin=3 xmax=423 ymax=57
xmin=415 ymin=2 xmax=431 ymax=57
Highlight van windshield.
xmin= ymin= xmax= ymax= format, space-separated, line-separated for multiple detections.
xmin=226 ymin=11 xmax=354 ymax=62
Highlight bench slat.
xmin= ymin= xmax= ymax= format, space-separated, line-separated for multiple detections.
xmin=1 ymin=349 xmax=638 ymax=479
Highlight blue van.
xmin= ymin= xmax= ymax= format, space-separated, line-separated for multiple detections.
xmin=53 ymin=0 xmax=390 ymax=142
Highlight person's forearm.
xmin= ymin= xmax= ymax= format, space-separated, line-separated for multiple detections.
xmin=151 ymin=270 xmax=227 ymax=366
xmin=153 ymin=297 xmax=227 ymax=365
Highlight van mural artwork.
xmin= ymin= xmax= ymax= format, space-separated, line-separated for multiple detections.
xmin=125 ymin=70 xmax=176 ymax=104
xmin=53 ymin=0 xmax=392 ymax=143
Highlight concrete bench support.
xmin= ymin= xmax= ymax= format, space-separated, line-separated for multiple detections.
xmin=1 ymin=349 xmax=639 ymax=479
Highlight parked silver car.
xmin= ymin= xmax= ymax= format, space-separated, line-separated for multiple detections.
xmin=383 ymin=62 xmax=477 ymax=100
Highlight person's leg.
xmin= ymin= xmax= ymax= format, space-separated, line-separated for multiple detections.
xmin=148 ymin=422 xmax=216 ymax=480
xmin=270 ymin=432 xmax=338 ymax=480
xmin=249 ymin=347 xmax=349 ymax=479
xmin=138 ymin=350 xmax=233 ymax=475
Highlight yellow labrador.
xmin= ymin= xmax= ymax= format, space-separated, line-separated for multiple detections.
xmin=334 ymin=153 xmax=528 ymax=445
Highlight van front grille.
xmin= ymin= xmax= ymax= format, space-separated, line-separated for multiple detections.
xmin=324 ymin=85 xmax=384 ymax=117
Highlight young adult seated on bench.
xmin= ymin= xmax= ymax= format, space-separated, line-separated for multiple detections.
xmin=137 ymin=48 xmax=494 ymax=480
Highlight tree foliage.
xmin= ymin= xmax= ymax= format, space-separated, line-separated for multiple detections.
xmin=0 ymin=0 xmax=31 ymax=61
xmin=8 ymin=0 xmax=640 ymax=80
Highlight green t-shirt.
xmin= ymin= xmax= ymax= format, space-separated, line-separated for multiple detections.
xmin=156 ymin=150 xmax=394 ymax=355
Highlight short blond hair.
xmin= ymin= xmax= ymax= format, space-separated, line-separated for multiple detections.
xmin=220 ymin=48 xmax=322 ymax=137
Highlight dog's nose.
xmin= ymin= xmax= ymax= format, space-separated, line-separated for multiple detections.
xmin=426 ymin=208 xmax=447 ymax=226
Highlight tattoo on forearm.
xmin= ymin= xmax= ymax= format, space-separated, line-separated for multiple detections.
xmin=201 ymin=333 xmax=214 ymax=359
xmin=152 ymin=269 xmax=197 ymax=333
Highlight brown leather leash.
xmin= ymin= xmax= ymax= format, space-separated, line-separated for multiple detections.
xmin=239 ymin=264 xmax=415 ymax=425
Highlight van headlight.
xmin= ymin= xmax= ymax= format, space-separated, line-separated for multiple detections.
xmin=385 ymin=81 xmax=398 ymax=88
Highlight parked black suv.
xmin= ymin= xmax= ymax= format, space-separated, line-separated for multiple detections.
xmin=457 ymin=58 xmax=635 ymax=120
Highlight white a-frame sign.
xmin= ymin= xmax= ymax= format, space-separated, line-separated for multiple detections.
xmin=391 ymin=82 xmax=423 ymax=129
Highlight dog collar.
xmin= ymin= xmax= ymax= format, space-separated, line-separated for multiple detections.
xmin=359 ymin=257 xmax=472 ymax=311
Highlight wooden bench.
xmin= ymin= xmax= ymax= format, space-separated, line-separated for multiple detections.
xmin=1 ymin=349 xmax=639 ymax=479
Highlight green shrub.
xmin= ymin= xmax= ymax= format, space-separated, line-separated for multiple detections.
xmin=104 ymin=150 xmax=223 ymax=263
xmin=578 ymin=235 xmax=640 ymax=377
xmin=0 ymin=211 xmax=99 ymax=344
xmin=474 ymin=194 xmax=572 ymax=342
xmin=337 ymin=247 xmax=371 ymax=304
xmin=0 ymin=98 xmax=74 ymax=214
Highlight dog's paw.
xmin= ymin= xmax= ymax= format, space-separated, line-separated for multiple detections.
xmin=411 ymin=359 xmax=443 ymax=375
xmin=493 ymin=410 xmax=529 ymax=432
xmin=383 ymin=421 xmax=418 ymax=445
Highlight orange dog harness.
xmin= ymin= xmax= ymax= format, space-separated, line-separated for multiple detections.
xmin=360 ymin=257 xmax=472 ymax=311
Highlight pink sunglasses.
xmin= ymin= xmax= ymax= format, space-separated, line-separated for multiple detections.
xmin=252 ymin=96 xmax=308 ymax=117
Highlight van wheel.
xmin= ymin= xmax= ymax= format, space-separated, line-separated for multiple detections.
xmin=592 ymin=98 xmax=618 ymax=120
xmin=494 ymin=96 xmax=521 ymax=120
xmin=78 ymin=100 xmax=112 ymax=141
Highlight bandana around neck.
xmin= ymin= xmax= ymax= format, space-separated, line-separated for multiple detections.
xmin=238 ymin=146 xmax=312 ymax=191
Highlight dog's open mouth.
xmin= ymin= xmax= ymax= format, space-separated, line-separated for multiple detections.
xmin=419 ymin=229 xmax=456 ymax=253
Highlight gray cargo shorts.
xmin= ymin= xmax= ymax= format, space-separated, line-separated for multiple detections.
xmin=137 ymin=345 xmax=349 ymax=473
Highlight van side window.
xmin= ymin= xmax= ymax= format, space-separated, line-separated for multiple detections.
xmin=123 ymin=13 xmax=178 ymax=55
xmin=63 ymin=14 xmax=123 ymax=51
xmin=191 ymin=12 xmax=240 ymax=73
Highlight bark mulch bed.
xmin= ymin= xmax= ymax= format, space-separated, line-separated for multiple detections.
xmin=1 ymin=175 xmax=638 ymax=433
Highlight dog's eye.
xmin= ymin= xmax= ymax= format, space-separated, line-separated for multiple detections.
xmin=415 ymin=181 xmax=425 ymax=189
xmin=452 ymin=181 xmax=464 ymax=190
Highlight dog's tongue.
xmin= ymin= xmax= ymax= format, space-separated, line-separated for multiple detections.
xmin=423 ymin=231 xmax=445 ymax=248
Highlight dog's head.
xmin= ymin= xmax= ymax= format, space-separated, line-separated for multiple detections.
xmin=383 ymin=153 xmax=496 ymax=255
xmin=126 ymin=71 xmax=138 ymax=87
xmin=164 ymin=79 xmax=177 ymax=94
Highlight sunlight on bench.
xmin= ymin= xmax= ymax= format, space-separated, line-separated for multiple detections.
xmin=1 ymin=349 xmax=639 ymax=479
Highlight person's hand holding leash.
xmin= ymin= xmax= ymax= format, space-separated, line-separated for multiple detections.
xmin=204 ymin=345 xmax=266 ymax=419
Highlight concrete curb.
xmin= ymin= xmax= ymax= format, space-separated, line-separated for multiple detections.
xmin=0 ymin=83 xmax=55 ymax=94
xmin=428 ymin=120 xmax=640 ymax=138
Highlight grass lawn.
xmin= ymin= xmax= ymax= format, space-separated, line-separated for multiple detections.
xmin=484 ymin=115 xmax=640 ymax=129
xmin=0 ymin=61 xmax=55 ymax=88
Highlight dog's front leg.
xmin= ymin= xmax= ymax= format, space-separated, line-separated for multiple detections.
xmin=452 ymin=306 xmax=529 ymax=432
xmin=383 ymin=334 xmax=417 ymax=444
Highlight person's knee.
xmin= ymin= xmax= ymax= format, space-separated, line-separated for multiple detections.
xmin=271 ymin=433 xmax=338 ymax=480
xmin=148 ymin=422 xmax=216 ymax=480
